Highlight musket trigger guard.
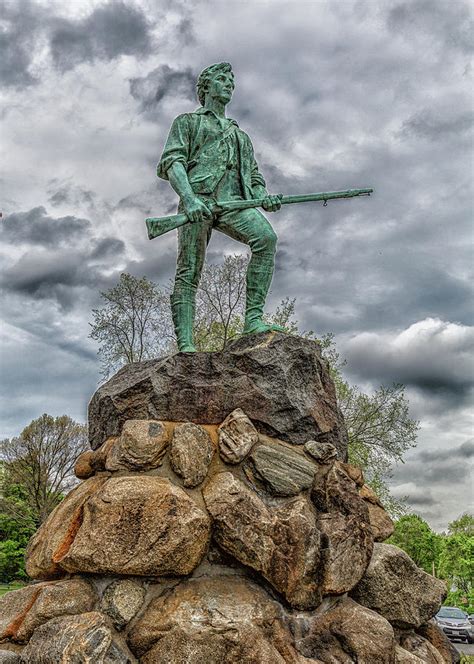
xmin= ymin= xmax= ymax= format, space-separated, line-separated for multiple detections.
xmin=323 ymin=200 xmax=328 ymax=207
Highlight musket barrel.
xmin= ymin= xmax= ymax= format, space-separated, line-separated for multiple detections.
xmin=145 ymin=188 xmax=374 ymax=240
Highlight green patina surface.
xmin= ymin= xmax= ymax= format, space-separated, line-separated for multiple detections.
xmin=156 ymin=62 xmax=373 ymax=352
xmin=157 ymin=62 xmax=284 ymax=352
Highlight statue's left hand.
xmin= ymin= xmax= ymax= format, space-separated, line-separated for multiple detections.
xmin=262 ymin=194 xmax=283 ymax=212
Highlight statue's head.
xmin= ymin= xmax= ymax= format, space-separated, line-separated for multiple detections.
xmin=197 ymin=62 xmax=234 ymax=106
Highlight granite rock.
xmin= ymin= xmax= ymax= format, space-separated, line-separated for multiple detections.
xmin=417 ymin=622 xmax=461 ymax=664
xmin=26 ymin=476 xmax=108 ymax=580
xmin=169 ymin=422 xmax=214 ymax=487
xmin=399 ymin=632 xmax=445 ymax=664
xmin=351 ymin=543 xmax=447 ymax=628
xmin=298 ymin=596 xmax=396 ymax=663
xmin=203 ymin=472 xmax=322 ymax=609
xmin=360 ymin=484 xmax=395 ymax=541
xmin=246 ymin=442 xmax=316 ymax=496
xmin=0 ymin=653 xmax=20 ymax=664
xmin=101 ymin=579 xmax=146 ymax=631
xmin=88 ymin=332 xmax=348 ymax=457
xmin=318 ymin=512 xmax=373 ymax=594
xmin=128 ymin=576 xmax=304 ymax=663
xmin=395 ymin=645 xmax=425 ymax=663
xmin=0 ymin=578 xmax=97 ymax=643
xmin=57 ymin=476 xmax=210 ymax=576
xmin=105 ymin=419 xmax=169 ymax=471
xmin=304 ymin=440 xmax=337 ymax=463
xmin=218 ymin=408 xmax=259 ymax=463
xmin=19 ymin=611 xmax=136 ymax=663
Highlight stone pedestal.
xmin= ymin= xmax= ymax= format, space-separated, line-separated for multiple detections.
xmin=0 ymin=333 xmax=454 ymax=663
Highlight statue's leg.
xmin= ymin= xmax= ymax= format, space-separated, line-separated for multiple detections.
xmin=215 ymin=208 xmax=285 ymax=335
xmin=171 ymin=216 xmax=212 ymax=352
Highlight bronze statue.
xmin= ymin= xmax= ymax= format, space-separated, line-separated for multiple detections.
xmin=152 ymin=62 xmax=372 ymax=352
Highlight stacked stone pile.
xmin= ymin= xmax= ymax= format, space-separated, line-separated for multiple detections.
xmin=0 ymin=334 xmax=457 ymax=663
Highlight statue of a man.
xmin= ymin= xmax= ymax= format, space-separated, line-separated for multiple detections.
xmin=157 ymin=62 xmax=283 ymax=352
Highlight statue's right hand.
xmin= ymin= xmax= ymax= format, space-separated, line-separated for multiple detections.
xmin=183 ymin=196 xmax=212 ymax=223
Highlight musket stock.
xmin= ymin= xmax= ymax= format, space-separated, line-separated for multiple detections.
xmin=145 ymin=188 xmax=373 ymax=240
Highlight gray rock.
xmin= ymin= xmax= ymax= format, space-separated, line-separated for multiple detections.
xmin=88 ymin=332 xmax=348 ymax=458
xmin=246 ymin=443 xmax=316 ymax=496
xmin=203 ymin=472 xmax=322 ymax=609
xmin=304 ymin=440 xmax=337 ymax=463
xmin=351 ymin=543 xmax=447 ymax=629
xmin=299 ymin=596 xmax=396 ymax=663
xmin=169 ymin=422 xmax=214 ymax=487
xmin=105 ymin=420 xmax=169 ymax=471
xmin=0 ymin=652 xmax=21 ymax=664
xmin=318 ymin=512 xmax=373 ymax=594
xmin=399 ymin=632 xmax=445 ymax=664
xmin=218 ymin=408 xmax=259 ymax=464
xmin=20 ymin=611 xmax=136 ymax=663
xmin=101 ymin=579 xmax=146 ymax=631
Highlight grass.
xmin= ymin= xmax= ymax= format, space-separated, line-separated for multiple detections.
xmin=0 ymin=582 xmax=25 ymax=597
xmin=460 ymin=654 xmax=474 ymax=663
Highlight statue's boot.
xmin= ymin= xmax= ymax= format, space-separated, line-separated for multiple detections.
xmin=171 ymin=294 xmax=196 ymax=352
xmin=242 ymin=256 xmax=286 ymax=335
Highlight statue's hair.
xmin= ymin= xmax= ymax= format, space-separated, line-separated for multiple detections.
xmin=196 ymin=62 xmax=233 ymax=105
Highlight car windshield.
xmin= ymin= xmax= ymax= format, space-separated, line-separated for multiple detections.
xmin=437 ymin=608 xmax=466 ymax=619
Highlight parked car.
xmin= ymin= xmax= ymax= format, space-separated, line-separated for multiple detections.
xmin=469 ymin=614 xmax=474 ymax=626
xmin=435 ymin=607 xmax=474 ymax=643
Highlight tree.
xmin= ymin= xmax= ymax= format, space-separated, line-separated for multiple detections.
xmin=438 ymin=514 xmax=474 ymax=597
xmin=0 ymin=414 xmax=88 ymax=527
xmin=447 ymin=513 xmax=474 ymax=537
xmin=388 ymin=514 xmax=443 ymax=574
xmin=194 ymin=255 xmax=247 ymax=351
xmin=90 ymin=273 xmax=174 ymax=379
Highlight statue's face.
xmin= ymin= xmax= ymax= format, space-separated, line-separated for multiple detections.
xmin=206 ymin=70 xmax=235 ymax=104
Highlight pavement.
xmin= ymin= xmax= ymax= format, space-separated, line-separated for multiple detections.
xmin=453 ymin=640 xmax=474 ymax=656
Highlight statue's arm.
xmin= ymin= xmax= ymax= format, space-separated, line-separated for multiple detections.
xmin=157 ymin=115 xmax=211 ymax=223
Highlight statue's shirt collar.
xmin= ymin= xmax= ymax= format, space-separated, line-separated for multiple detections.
xmin=194 ymin=107 xmax=239 ymax=127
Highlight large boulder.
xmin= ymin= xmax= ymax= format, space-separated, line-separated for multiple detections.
xmin=25 ymin=476 xmax=108 ymax=579
xmin=26 ymin=476 xmax=210 ymax=578
xmin=203 ymin=472 xmax=322 ymax=609
xmin=399 ymin=632 xmax=445 ymax=664
xmin=128 ymin=576 xmax=304 ymax=664
xmin=88 ymin=332 xmax=348 ymax=457
xmin=19 ymin=611 xmax=136 ymax=663
xmin=298 ymin=596 xmax=396 ymax=663
xmin=0 ymin=578 xmax=96 ymax=643
xmin=351 ymin=543 xmax=447 ymax=628
xmin=318 ymin=512 xmax=373 ymax=594
xmin=417 ymin=622 xmax=461 ymax=664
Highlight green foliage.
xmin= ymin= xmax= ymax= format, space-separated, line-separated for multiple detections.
xmin=448 ymin=513 xmax=474 ymax=537
xmin=389 ymin=512 xmax=474 ymax=614
xmin=0 ymin=540 xmax=28 ymax=582
xmin=388 ymin=514 xmax=443 ymax=574
xmin=1 ymin=414 xmax=87 ymax=527
xmin=438 ymin=530 xmax=474 ymax=596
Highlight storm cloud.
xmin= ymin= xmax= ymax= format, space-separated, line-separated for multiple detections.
xmin=49 ymin=1 xmax=153 ymax=71
xmin=129 ymin=64 xmax=197 ymax=115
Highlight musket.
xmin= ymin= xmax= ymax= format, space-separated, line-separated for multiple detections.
xmin=145 ymin=188 xmax=373 ymax=240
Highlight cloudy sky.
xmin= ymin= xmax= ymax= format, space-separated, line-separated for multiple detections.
xmin=1 ymin=0 xmax=472 ymax=530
